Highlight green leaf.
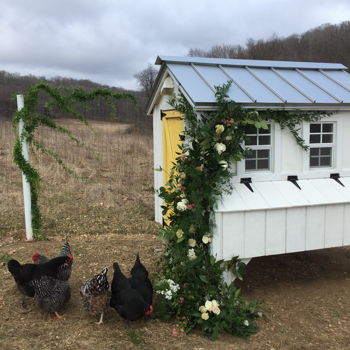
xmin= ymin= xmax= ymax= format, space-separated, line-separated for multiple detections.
xmin=199 ymin=275 xmax=209 ymax=283
xmin=177 ymin=236 xmax=185 ymax=243
xmin=155 ymin=167 xmax=163 ymax=172
xmin=254 ymin=121 xmax=261 ymax=128
xmin=210 ymin=255 xmax=215 ymax=266
xmin=246 ymin=119 xmax=255 ymax=124
xmin=260 ymin=121 xmax=269 ymax=129
xmin=234 ymin=288 xmax=241 ymax=299
xmin=193 ymin=312 xmax=201 ymax=318
xmin=207 ymin=285 xmax=218 ymax=295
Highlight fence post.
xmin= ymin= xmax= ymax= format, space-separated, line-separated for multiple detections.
xmin=17 ymin=94 xmax=33 ymax=241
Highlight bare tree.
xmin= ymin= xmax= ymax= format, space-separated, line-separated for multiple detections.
xmin=134 ymin=63 xmax=158 ymax=99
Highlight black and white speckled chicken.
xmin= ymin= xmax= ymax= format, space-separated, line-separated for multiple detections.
xmin=7 ymin=254 xmax=73 ymax=308
xmin=32 ymin=242 xmax=73 ymax=281
xmin=80 ymin=266 xmax=111 ymax=325
xmin=30 ymin=275 xmax=71 ymax=319
xmin=129 ymin=253 xmax=153 ymax=308
xmin=110 ymin=262 xmax=152 ymax=327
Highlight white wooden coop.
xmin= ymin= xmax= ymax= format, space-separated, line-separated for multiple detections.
xmin=146 ymin=55 xmax=350 ymax=284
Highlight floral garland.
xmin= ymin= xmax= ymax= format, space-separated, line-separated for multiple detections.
xmin=155 ymin=81 xmax=332 ymax=339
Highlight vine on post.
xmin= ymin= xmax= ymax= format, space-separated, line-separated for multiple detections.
xmin=154 ymin=81 xmax=333 ymax=339
xmin=12 ymin=82 xmax=138 ymax=239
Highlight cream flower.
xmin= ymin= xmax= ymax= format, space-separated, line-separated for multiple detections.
xmin=188 ymin=239 xmax=196 ymax=247
xmin=180 ymin=193 xmax=186 ymax=198
xmin=212 ymin=307 xmax=220 ymax=315
xmin=243 ymin=320 xmax=249 ymax=326
xmin=187 ymin=248 xmax=196 ymax=260
xmin=199 ymin=306 xmax=207 ymax=313
xmin=219 ymin=160 xmax=228 ymax=170
xmin=202 ymin=235 xmax=209 ymax=244
xmin=215 ymin=124 xmax=225 ymax=133
xmin=205 ymin=300 xmax=213 ymax=312
xmin=176 ymin=229 xmax=184 ymax=238
xmin=181 ymin=198 xmax=189 ymax=205
xmin=177 ymin=201 xmax=187 ymax=211
xmin=214 ymin=143 xmax=226 ymax=155
xmin=201 ymin=312 xmax=209 ymax=320
xmin=212 ymin=300 xmax=219 ymax=308
xmin=180 ymin=173 xmax=186 ymax=179
xmin=189 ymin=225 xmax=196 ymax=233
xmin=225 ymin=135 xmax=232 ymax=141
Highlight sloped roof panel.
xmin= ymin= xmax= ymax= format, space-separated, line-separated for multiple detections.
xmin=149 ymin=56 xmax=350 ymax=111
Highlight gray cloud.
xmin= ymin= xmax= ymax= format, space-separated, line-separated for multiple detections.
xmin=1 ymin=0 xmax=349 ymax=90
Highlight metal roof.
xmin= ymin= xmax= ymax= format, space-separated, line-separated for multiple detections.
xmin=147 ymin=55 xmax=350 ymax=113
xmin=215 ymin=177 xmax=350 ymax=213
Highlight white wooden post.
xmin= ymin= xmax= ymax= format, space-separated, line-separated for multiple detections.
xmin=17 ymin=94 xmax=33 ymax=241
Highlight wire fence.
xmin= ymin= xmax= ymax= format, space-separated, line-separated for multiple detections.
xmin=0 ymin=75 xmax=159 ymax=238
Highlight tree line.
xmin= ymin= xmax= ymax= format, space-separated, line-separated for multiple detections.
xmin=188 ymin=21 xmax=350 ymax=70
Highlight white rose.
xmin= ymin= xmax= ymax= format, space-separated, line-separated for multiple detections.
xmin=177 ymin=201 xmax=187 ymax=211
xmin=225 ymin=135 xmax=232 ymax=141
xmin=212 ymin=300 xmax=219 ymax=308
xmin=212 ymin=307 xmax=220 ymax=315
xmin=199 ymin=306 xmax=207 ymax=313
xmin=187 ymin=248 xmax=196 ymax=260
xmin=181 ymin=198 xmax=189 ymax=205
xmin=219 ymin=160 xmax=228 ymax=170
xmin=215 ymin=124 xmax=225 ymax=133
xmin=188 ymin=239 xmax=196 ymax=247
xmin=202 ymin=235 xmax=209 ymax=244
xmin=201 ymin=312 xmax=209 ymax=320
xmin=244 ymin=320 xmax=249 ymax=326
xmin=205 ymin=300 xmax=213 ymax=312
xmin=214 ymin=143 xmax=226 ymax=155
xmin=176 ymin=229 xmax=184 ymax=238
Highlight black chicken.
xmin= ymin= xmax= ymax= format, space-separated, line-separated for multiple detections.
xmin=32 ymin=242 xmax=73 ymax=281
xmin=30 ymin=275 xmax=71 ymax=319
xmin=81 ymin=266 xmax=111 ymax=325
xmin=7 ymin=254 xmax=72 ymax=308
xmin=129 ymin=253 xmax=153 ymax=307
xmin=110 ymin=262 xmax=152 ymax=327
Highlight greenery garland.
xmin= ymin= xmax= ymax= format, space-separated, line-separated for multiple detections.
xmin=154 ymin=81 xmax=333 ymax=339
xmin=12 ymin=82 xmax=138 ymax=239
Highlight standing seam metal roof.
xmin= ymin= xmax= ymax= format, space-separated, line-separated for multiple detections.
xmin=149 ymin=56 xmax=350 ymax=112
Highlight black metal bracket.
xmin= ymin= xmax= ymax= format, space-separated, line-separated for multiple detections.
xmin=330 ymin=173 xmax=345 ymax=187
xmin=240 ymin=177 xmax=254 ymax=193
xmin=288 ymin=175 xmax=301 ymax=190
xmin=161 ymin=110 xmax=166 ymax=120
xmin=179 ymin=134 xmax=185 ymax=141
xmin=162 ymin=218 xmax=168 ymax=228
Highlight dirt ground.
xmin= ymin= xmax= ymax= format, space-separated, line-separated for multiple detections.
xmin=1 ymin=233 xmax=350 ymax=350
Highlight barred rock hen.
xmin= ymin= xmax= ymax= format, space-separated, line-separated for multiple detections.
xmin=7 ymin=255 xmax=73 ymax=308
xmin=129 ymin=253 xmax=153 ymax=307
xmin=110 ymin=262 xmax=152 ymax=327
xmin=32 ymin=242 xmax=73 ymax=281
xmin=30 ymin=275 xmax=71 ymax=319
xmin=80 ymin=266 xmax=111 ymax=325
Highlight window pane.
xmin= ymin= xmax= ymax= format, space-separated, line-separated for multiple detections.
xmin=310 ymin=157 xmax=319 ymax=167
xmin=245 ymin=160 xmax=256 ymax=170
xmin=310 ymin=134 xmax=320 ymax=143
xmin=320 ymin=148 xmax=331 ymax=156
xmin=310 ymin=124 xmax=321 ymax=133
xmin=259 ymin=125 xmax=271 ymax=134
xmin=322 ymin=134 xmax=333 ymax=143
xmin=257 ymin=159 xmax=269 ymax=169
xmin=246 ymin=136 xmax=257 ymax=145
xmin=310 ymin=148 xmax=319 ymax=156
xmin=245 ymin=125 xmax=257 ymax=134
xmin=322 ymin=124 xmax=333 ymax=132
xmin=259 ymin=135 xmax=271 ymax=145
xmin=257 ymin=150 xmax=269 ymax=158
xmin=320 ymin=157 xmax=331 ymax=166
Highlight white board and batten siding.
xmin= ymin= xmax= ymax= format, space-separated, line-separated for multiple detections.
xmin=212 ymin=177 xmax=350 ymax=263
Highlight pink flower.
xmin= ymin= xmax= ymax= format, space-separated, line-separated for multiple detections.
xmin=182 ymin=316 xmax=186 ymax=319
xmin=179 ymin=297 xmax=185 ymax=303
xmin=172 ymin=328 xmax=179 ymax=336
xmin=196 ymin=167 xmax=203 ymax=172
xmin=182 ymin=283 xmax=187 ymax=289
xmin=216 ymin=131 xmax=220 ymax=136
xmin=181 ymin=154 xmax=186 ymax=159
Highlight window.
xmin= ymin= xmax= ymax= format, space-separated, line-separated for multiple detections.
xmin=244 ymin=124 xmax=272 ymax=171
xmin=309 ymin=123 xmax=334 ymax=168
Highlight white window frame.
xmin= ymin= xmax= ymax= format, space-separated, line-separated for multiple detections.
xmin=302 ymin=116 xmax=342 ymax=175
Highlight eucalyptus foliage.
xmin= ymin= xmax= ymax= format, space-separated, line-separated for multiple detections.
xmin=155 ymin=81 xmax=332 ymax=339
xmin=12 ymin=82 xmax=138 ymax=238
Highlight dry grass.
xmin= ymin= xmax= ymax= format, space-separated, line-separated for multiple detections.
xmin=2 ymin=117 xmax=350 ymax=349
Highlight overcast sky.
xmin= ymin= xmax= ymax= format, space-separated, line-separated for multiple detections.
xmin=1 ymin=0 xmax=350 ymax=90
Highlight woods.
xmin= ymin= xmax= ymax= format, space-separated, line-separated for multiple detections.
xmin=188 ymin=21 xmax=350 ymax=70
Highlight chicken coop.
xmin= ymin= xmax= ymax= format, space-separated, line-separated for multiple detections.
xmin=146 ymin=55 xmax=350 ymax=284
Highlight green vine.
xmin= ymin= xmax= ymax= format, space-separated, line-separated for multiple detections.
xmin=12 ymin=82 xmax=138 ymax=238
xmin=154 ymin=81 xmax=333 ymax=339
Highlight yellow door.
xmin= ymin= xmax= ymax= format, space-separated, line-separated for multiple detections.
xmin=162 ymin=110 xmax=184 ymax=225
